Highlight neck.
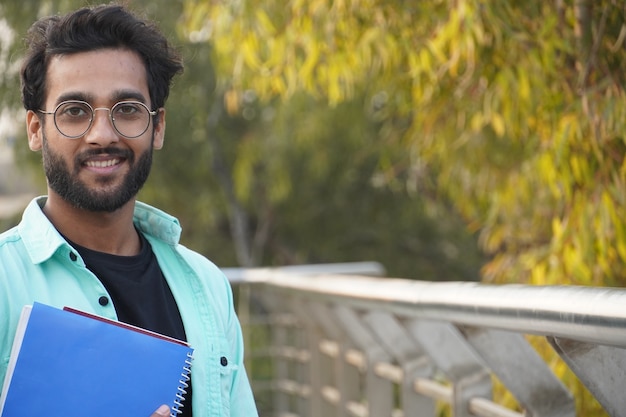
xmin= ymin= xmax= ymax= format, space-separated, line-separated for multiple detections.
xmin=43 ymin=192 xmax=141 ymax=256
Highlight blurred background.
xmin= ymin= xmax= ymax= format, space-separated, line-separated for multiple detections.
xmin=1 ymin=0 xmax=625 ymax=289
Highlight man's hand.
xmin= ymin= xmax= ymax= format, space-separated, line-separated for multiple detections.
xmin=151 ymin=405 xmax=170 ymax=417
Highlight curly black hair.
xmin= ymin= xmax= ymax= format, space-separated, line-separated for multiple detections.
xmin=21 ymin=4 xmax=184 ymax=114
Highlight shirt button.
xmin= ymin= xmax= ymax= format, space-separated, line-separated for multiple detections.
xmin=220 ymin=356 xmax=228 ymax=366
xmin=69 ymin=252 xmax=77 ymax=261
xmin=98 ymin=296 xmax=109 ymax=306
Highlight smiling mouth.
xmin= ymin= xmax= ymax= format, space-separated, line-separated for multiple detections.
xmin=84 ymin=158 xmax=121 ymax=168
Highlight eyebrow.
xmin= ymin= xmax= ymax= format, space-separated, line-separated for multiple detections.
xmin=54 ymin=89 xmax=149 ymax=106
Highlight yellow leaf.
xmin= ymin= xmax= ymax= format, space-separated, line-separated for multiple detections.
xmin=551 ymin=217 xmax=563 ymax=241
xmin=255 ymin=9 xmax=276 ymax=36
xmin=491 ymin=113 xmax=506 ymax=137
xmin=470 ymin=112 xmax=483 ymax=132
xmin=531 ymin=262 xmax=547 ymax=285
xmin=224 ymin=89 xmax=240 ymax=115
xmin=241 ymin=35 xmax=261 ymax=69
xmin=419 ymin=49 xmax=431 ymax=73
xmin=299 ymin=41 xmax=320 ymax=84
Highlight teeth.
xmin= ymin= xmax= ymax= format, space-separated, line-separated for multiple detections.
xmin=86 ymin=159 xmax=120 ymax=168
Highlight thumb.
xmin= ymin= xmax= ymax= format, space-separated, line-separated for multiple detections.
xmin=151 ymin=404 xmax=170 ymax=417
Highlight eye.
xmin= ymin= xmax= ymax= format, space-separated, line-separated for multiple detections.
xmin=113 ymin=102 xmax=142 ymax=118
xmin=58 ymin=102 xmax=90 ymax=118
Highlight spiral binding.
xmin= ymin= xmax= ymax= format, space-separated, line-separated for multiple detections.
xmin=171 ymin=351 xmax=194 ymax=416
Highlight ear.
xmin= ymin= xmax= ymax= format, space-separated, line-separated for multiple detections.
xmin=26 ymin=110 xmax=43 ymax=151
xmin=152 ymin=108 xmax=166 ymax=150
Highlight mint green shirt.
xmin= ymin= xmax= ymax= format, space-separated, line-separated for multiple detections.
xmin=0 ymin=197 xmax=258 ymax=417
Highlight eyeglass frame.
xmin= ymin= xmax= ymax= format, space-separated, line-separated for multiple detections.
xmin=37 ymin=100 xmax=159 ymax=139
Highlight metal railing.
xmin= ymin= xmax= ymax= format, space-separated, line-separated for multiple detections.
xmin=223 ymin=263 xmax=626 ymax=417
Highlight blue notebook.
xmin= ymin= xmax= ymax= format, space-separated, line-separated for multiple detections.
xmin=0 ymin=302 xmax=193 ymax=417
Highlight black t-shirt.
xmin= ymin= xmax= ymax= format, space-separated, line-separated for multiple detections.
xmin=67 ymin=231 xmax=193 ymax=416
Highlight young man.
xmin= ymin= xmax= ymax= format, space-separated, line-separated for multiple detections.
xmin=0 ymin=4 xmax=258 ymax=417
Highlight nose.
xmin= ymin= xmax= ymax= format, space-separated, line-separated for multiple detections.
xmin=84 ymin=108 xmax=119 ymax=146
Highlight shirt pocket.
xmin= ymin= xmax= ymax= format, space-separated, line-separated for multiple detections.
xmin=218 ymin=341 xmax=240 ymax=416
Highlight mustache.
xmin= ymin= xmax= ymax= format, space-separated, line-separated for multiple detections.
xmin=76 ymin=147 xmax=133 ymax=163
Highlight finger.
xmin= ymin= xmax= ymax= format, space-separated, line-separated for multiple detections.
xmin=150 ymin=404 xmax=170 ymax=417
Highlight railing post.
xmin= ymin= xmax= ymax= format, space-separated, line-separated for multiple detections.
xmin=407 ymin=319 xmax=492 ymax=417
xmin=549 ymin=336 xmax=626 ymax=417
xmin=460 ymin=327 xmax=574 ymax=417
xmin=293 ymin=299 xmax=351 ymax=417
xmin=294 ymin=321 xmax=309 ymax=417
xmin=304 ymin=323 xmax=324 ymax=417
xmin=363 ymin=312 xmax=436 ymax=416
xmin=304 ymin=301 xmax=355 ymax=417
xmin=333 ymin=306 xmax=394 ymax=417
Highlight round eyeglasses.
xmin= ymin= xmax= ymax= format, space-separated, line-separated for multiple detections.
xmin=38 ymin=100 xmax=158 ymax=139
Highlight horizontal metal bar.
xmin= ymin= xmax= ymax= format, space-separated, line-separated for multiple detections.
xmin=320 ymin=386 xmax=340 ymax=404
xmin=231 ymin=270 xmax=626 ymax=347
xmin=468 ymin=397 xmax=524 ymax=417
xmin=413 ymin=378 xmax=452 ymax=401
xmin=374 ymin=362 xmax=403 ymax=383
xmin=270 ymin=346 xmax=310 ymax=362
xmin=223 ymin=262 xmax=386 ymax=283
xmin=272 ymin=379 xmax=311 ymax=397
xmin=319 ymin=339 xmax=339 ymax=357
xmin=346 ymin=401 xmax=367 ymax=417
xmin=345 ymin=349 xmax=366 ymax=370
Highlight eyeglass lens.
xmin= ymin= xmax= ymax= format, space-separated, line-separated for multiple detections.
xmin=53 ymin=101 xmax=152 ymax=138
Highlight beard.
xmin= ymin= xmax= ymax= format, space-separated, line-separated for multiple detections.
xmin=41 ymin=134 xmax=154 ymax=213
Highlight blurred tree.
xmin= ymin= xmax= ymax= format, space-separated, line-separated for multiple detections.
xmin=181 ymin=0 xmax=626 ymax=288
xmin=208 ymin=88 xmax=484 ymax=279
xmin=0 ymin=0 xmax=484 ymax=280
xmin=179 ymin=0 xmax=622 ymax=413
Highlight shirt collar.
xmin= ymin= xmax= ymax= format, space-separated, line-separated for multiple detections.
xmin=18 ymin=196 xmax=182 ymax=264
xmin=19 ymin=197 xmax=66 ymax=264
xmin=132 ymin=201 xmax=182 ymax=245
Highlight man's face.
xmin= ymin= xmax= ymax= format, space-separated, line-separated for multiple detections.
xmin=26 ymin=48 xmax=165 ymax=212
